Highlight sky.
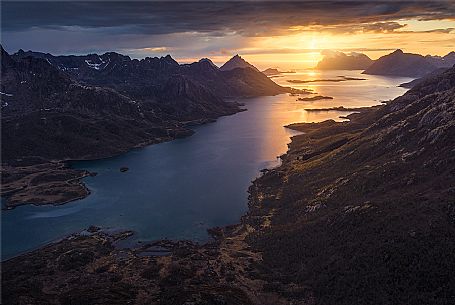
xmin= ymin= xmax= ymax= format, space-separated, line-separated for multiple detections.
xmin=2 ymin=1 xmax=455 ymax=69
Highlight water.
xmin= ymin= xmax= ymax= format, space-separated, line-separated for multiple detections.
xmin=1 ymin=70 xmax=412 ymax=260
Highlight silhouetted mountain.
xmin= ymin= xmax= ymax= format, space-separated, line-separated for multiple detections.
xmin=13 ymin=50 xmax=287 ymax=98
xmin=316 ymin=51 xmax=373 ymax=70
xmin=1 ymin=47 xmax=240 ymax=161
xmin=443 ymin=51 xmax=455 ymax=63
xmin=3 ymin=46 xmax=301 ymax=162
xmin=219 ymin=54 xmax=260 ymax=72
xmin=424 ymin=51 xmax=455 ymax=68
xmin=363 ymin=49 xmax=438 ymax=77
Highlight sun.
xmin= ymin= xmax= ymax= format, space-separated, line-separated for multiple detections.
xmin=309 ymin=38 xmax=317 ymax=50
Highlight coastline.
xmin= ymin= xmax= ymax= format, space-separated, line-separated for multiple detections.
xmin=4 ymin=76 xmax=455 ymax=303
xmin=1 ymin=106 xmax=375 ymax=304
xmin=1 ymin=109 xmax=244 ymax=209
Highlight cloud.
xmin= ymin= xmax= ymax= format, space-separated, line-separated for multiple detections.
xmin=3 ymin=1 xmax=454 ymax=35
xmin=400 ymin=28 xmax=455 ymax=34
xmin=2 ymin=1 xmax=454 ymax=57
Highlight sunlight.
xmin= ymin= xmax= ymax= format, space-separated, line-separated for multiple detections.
xmin=309 ymin=37 xmax=317 ymax=49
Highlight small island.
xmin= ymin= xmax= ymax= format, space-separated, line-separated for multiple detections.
xmin=304 ymin=106 xmax=372 ymax=112
xmin=287 ymin=75 xmax=366 ymax=84
xmin=262 ymin=68 xmax=296 ymax=76
xmin=297 ymin=95 xmax=333 ymax=101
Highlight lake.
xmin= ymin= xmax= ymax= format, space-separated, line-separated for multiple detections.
xmin=1 ymin=70 xmax=412 ymax=259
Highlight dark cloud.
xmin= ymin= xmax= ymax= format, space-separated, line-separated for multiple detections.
xmin=3 ymin=1 xmax=454 ymax=35
xmin=2 ymin=1 xmax=454 ymax=56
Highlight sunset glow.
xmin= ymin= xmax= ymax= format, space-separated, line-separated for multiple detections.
xmin=3 ymin=2 xmax=454 ymax=70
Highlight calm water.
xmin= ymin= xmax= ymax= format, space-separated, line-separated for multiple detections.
xmin=1 ymin=70 xmax=412 ymax=259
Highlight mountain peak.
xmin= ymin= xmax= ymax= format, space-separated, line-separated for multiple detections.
xmin=219 ymin=54 xmax=259 ymax=72
xmin=198 ymin=58 xmax=219 ymax=69
xmin=363 ymin=49 xmax=436 ymax=77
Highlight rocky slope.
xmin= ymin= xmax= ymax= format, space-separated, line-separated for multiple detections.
xmin=247 ymin=65 xmax=455 ymax=305
xmin=316 ymin=51 xmax=373 ymax=70
xmin=399 ymin=67 xmax=449 ymax=89
xmin=3 ymin=56 xmax=454 ymax=304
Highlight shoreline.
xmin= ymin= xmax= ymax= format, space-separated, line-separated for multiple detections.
xmin=2 ymin=106 xmax=376 ymax=304
xmin=0 ymin=109 xmax=244 ymax=209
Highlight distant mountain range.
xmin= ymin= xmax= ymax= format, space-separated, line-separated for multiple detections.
xmin=315 ymin=49 xmax=455 ymax=78
xmin=363 ymin=49 xmax=455 ymax=77
xmin=2 ymin=47 xmax=295 ymax=162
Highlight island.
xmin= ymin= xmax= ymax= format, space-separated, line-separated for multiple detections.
xmin=262 ymin=68 xmax=296 ymax=76
xmin=297 ymin=95 xmax=333 ymax=101
xmin=287 ymin=75 xmax=366 ymax=83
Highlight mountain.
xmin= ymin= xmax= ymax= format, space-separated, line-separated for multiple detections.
xmin=1 ymin=47 xmax=205 ymax=162
xmin=13 ymin=50 xmax=287 ymax=98
xmin=2 ymin=46 xmax=300 ymax=207
xmin=399 ymin=67 xmax=449 ymax=88
xmin=316 ymin=51 xmax=373 ymax=70
xmin=425 ymin=51 xmax=455 ymax=68
xmin=247 ymin=65 xmax=455 ymax=304
xmin=219 ymin=54 xmax=260 ymax=72
xmin=4 ymin=57 xmax=455 ymax=305
xmin=363 ymin=49 xmax=438 ymax=77
xmin=2 ymin=46 xmax=248 ymax=173
xmin=443 ymin=51 xmax=455 ymax=64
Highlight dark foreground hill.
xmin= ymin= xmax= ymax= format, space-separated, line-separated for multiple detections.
xmin=249 ymin=65 xmax=455 ymax=304
xmin=3 ymin=58 xmax=454 ymax=304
